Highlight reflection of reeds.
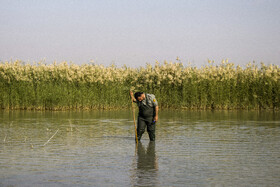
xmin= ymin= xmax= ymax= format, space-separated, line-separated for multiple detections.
xmin=43 ymin=129 xmax=59 ymax=146
xmin=68 ymin=120 xmax=81 ymax=132
xmin=69 ymin=120 xmax=73 ymax=132
xmin=0 ymin=60 xmax=279 ymax=110
xmin=3 ymin=135 xmax=7 ymax=142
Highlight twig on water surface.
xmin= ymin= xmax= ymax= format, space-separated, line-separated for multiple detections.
xmin=3 ymin=135 xmax=7 ymax=142
xmin=75 ymin=127 xmax=82 ymax=132
xmin=43 ymin=129 xmax=59 ymax=146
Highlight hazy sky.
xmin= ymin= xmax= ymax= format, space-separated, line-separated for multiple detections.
xmin=1 ymin=0 xmax=280 ymax=67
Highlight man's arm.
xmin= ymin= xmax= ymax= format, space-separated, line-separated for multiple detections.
xmin=130 ymin=91 xmax=137 ymax=102
xmin=154 ymin=106 xmax=159 ymax=122
xmin=151 ymin=94 xmax=159 ymax=122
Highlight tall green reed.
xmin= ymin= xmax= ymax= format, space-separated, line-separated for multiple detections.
xmin=0 ymin=60 xmax=279 ymax=110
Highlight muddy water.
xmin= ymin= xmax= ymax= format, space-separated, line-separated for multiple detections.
xmin=0 ymin=110 xmax=279 ymax=186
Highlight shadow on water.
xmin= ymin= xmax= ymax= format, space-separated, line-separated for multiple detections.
xmin=131 ymin=141 xmax=159 ymax=187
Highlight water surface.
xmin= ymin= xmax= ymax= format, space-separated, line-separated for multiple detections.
xmin=1 ymin=110 xmax=279 ymax=186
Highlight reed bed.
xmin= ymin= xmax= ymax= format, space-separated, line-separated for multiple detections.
xmin=0 ymin=60 xmax=279 ymax=110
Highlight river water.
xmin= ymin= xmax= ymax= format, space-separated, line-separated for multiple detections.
xmin=0 ymin=110 xmax=279 ymax=187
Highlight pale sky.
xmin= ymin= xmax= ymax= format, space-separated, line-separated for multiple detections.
xmin=1 ymin=0 xmax=280 ymax=67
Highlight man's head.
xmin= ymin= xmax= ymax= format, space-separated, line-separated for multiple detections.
xmin=134 ymin=92 xmax=145 ymax=102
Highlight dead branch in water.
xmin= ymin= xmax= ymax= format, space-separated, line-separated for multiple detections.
xmin=43 ymin=129 xmax=59 ymax=146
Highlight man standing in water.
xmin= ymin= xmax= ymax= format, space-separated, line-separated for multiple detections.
xmin=130 ymin=91 xmax=159 ymax=141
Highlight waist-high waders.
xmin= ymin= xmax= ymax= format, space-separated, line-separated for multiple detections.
xmin=137 ymin=97 xmax=156 ymax=141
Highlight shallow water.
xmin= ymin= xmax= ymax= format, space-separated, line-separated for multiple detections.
xmin=0 ymin=110 xmax=280 ymax=186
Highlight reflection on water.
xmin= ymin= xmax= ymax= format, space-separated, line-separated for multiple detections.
xmin=0 ymin=110 xmax=280 ymax=186
xmin=131 ymin=142 xmax=159 ymax=186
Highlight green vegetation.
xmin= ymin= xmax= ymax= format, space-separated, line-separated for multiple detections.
xmin=0 ymin=60 xmax=279 ymax=110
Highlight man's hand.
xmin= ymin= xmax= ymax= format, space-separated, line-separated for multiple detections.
xmin=154 ymin=106 xmax=159 ymax=122
xmin=130 ymin=90 xmax=134 ymax=98
xmin=130 ymin=91 xmax=136 ymax=102
xmin=154 ymin=115 xmax=158 ymax=122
